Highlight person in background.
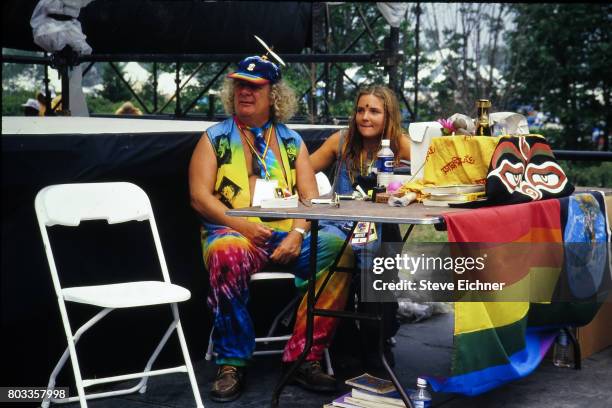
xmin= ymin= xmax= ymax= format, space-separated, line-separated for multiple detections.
xmin=115 ymin=101 xmax=143 ymax=115
xmin=189 ymin=52 xmax=351 ymax=402
xmin=309 ymin=85 xmax=410 ymax=369
xmin=22 ymin=98 xmax=41 ymax=116
xmin=36 ymin=92 xmax=47 ymax=116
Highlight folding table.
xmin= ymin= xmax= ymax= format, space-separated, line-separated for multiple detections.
xmin=227 ymin=200 xmax=470 ymax=407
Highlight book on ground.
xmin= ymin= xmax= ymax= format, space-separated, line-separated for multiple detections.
xmin=351 ymin=387 xmax=409 ymax=407
xmin=422 ymin=184 xmax=484 ymax=195
xmin=345 ymin=395 xmax=402 ymax=408
xmin=330 ymin=384 xmax=416 ymax=408
xmin=345 ymin=373 xmax=396 ymax=394
xmin=332 ymin=392 xmax=363 ymax=408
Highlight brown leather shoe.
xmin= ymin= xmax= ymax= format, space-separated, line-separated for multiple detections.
xmin=290 ymin=360 xmax=337 ymax=392
xmin=210 ymin=365 xmax=245 ymax=402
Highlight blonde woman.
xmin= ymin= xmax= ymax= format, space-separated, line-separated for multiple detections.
xmin=310 ymin=85 xmax=410 ymax=193
xmin=310 ymin=85 xmax=410 ymax=368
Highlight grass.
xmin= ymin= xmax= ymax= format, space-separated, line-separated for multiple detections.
xmin=401 ymin=224 xmax=448 ymax=242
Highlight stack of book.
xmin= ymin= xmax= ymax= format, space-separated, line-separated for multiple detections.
xmin=323 ymin=373 xmax=413 ymax=408
xmin=421 ymin=184 xmax=485 ymax=207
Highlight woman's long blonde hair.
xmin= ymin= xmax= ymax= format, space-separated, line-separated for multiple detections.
xmin=342 ymin=85 xmax=403 ymax=164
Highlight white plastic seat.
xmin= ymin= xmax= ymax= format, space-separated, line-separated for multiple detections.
xmin=35 ymin=182 xmax=204 ymax=408
xmin=62 ymin=281 xmax=191 ymax=308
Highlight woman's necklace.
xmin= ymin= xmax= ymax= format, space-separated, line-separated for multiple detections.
xmin=359 ymin=144 xmax=380 ymax=176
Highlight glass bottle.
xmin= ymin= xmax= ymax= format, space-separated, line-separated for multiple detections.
xmin=475 ymin=99 xmax=492 ymax=136
xmin=552 ymin=329 xmax=575 ymax=368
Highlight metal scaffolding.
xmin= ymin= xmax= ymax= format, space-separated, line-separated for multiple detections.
xmin=1 ymin=3 xmax=416 ymax=124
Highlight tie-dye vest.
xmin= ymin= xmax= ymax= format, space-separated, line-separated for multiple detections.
xmin=206 ymin=117 xmax=302 ymax=231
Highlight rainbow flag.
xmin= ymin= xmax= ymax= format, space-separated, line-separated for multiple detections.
xmin=428 ymin=192 xmax=610 ymax=395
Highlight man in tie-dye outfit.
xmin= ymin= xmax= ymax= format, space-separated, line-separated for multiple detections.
xmin=189 ymin=54 xmax=351 ymax=402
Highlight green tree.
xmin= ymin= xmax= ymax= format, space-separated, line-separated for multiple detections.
xmin=312 ymin=3 xmax=418 ymax=121
xmin=99 ymin=62 xmax=133 ymax=103
xmin=504 ymin=4 xmax=612 ymax=149
xmin=2 ymin=89 xmax=36 ymax=115
xmin=421 ymin=4 xmax=512 ymax=117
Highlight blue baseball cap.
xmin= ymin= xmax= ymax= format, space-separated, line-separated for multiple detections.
xmin=227 ymin=56 xmax=281 ymax=85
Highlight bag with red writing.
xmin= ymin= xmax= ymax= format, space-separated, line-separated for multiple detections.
xmin=421 ymin=135 xmax=500 ymax=186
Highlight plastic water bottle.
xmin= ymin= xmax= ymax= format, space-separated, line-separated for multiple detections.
xmin=410 ymin=377 xmax=432 ymax=408
xmin=376 ymin=138 xmax=394 ymax=188
xmin=552 ymin=329 xmax=574 ymax=368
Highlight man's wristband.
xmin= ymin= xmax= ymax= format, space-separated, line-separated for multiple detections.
xmin=291 ymin=227 xmax=307 ymax=239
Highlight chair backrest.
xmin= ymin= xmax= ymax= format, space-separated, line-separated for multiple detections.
xmin=315 ymin=171 xmax=332 ymax=196
xmin=35 ymin=182 xmax=171 ymax=296
xmin=35 ymin=182 xmax=153 ymax=227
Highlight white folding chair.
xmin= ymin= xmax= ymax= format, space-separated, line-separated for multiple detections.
xmin=35 ymin=182 xmax=204 ymax=408
xmin=315 ymin=171 xmax=333 ymax=196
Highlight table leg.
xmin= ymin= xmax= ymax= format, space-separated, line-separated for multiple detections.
xmin=565 ymin=327 xmax=582 ymax=369
xmin=380 ymin=224 xmax=415 ymax=407
xmin=378 ymin=316 xmax=414 ymax=408
xmin=271 ymin=220 xmax=320 ymax=406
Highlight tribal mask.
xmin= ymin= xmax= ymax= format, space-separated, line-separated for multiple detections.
xmin=485 ymin=135 xmax=574 ymax=204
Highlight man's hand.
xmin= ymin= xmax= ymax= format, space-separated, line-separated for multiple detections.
xmin=237 ymin=220 xmax=273 ymax=247
xmin=270 ymin=231 xmax=303 ymax=264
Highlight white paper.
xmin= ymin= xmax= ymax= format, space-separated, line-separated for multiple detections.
xmin=252 ymin=179 xmax=278 ymax=207
xmin=489 ymin=112 xmax=530 ymax=135
xmin=260 ymin=194 xmax=298 ymax=209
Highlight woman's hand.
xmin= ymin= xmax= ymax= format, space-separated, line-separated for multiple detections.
xmin=270 ymin=231 xmax=303 ymax=264
xmin=236 ymin=220 xmax=273 ymax=247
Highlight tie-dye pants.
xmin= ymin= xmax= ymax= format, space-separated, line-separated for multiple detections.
xmin=201 ymin=223 xmax=353 ymax=365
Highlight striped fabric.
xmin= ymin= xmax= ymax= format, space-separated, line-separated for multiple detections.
xmin=429 ymin=192 xmax=610 ymax=395
xmin=227 ymin=72 xmax=269 ymax=84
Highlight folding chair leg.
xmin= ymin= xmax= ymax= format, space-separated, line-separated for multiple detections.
xmin=137 ymin=316 xmax=182 ymax=394
xmin=205 ymin=327 xmax=215 ymax=361
xmin=171 ymin=304 xmax=204 ymax=408
xmin=266 ymin=295 xmax=300 ymax=339
xmin=58 ymin=300 xmax=88 ymax=407
xmin=324 ymin=348 xmax=334 ymax=376
xmin=43 ymin=306 xmax=204 ymax=408
xmin=43 ymin=308 xmax=114 ymax=407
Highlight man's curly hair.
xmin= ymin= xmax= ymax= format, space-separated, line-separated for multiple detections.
xmin=220 ymin=78 xmax=298 ymax=123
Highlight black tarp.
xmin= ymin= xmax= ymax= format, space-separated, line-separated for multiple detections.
xmin=1 ymin=125 xmax=336 ymax=386
xmin=2 ymin=0 xmax=311 ymax=54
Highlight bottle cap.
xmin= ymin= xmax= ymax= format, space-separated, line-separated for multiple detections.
xmin=381 ymin=139 xmax=390 ymax=147
xmin=476 ymin=99 xmax=491 ymax=108
xmin=417 ymin=377 xmax=427 ymax=387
